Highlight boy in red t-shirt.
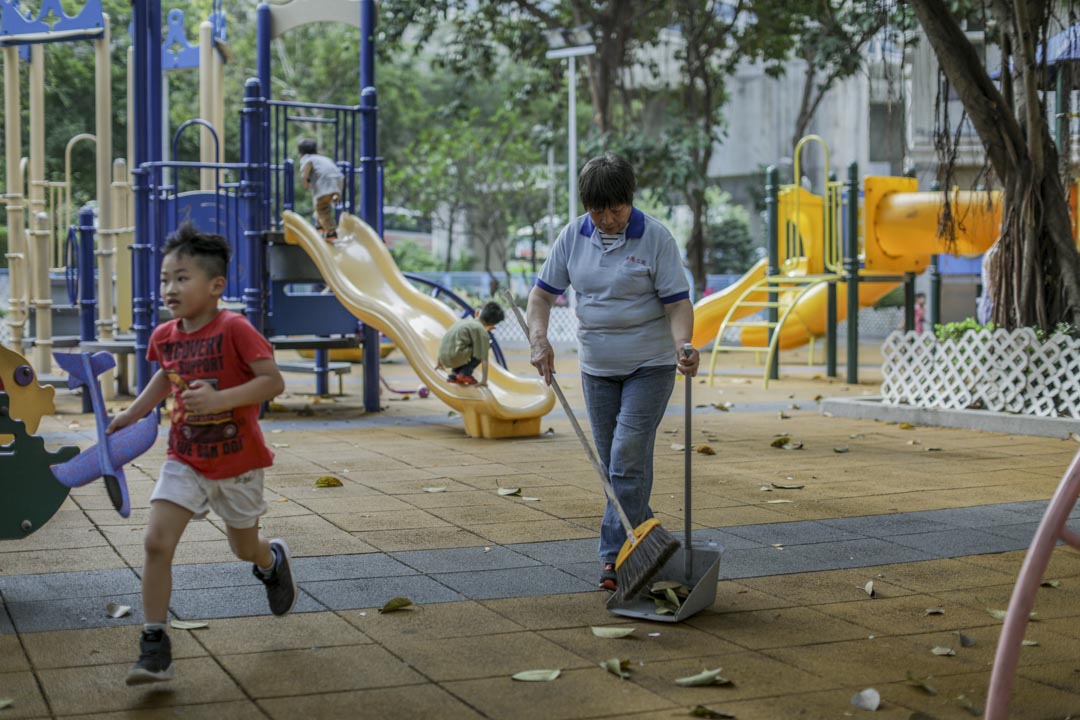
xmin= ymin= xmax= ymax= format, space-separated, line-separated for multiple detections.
xmin=108 ymin=223 xmax=290 ymax=685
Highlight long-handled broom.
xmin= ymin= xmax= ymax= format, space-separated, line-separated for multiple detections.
xmin=503 ymin=292 xmax=680 ymax=602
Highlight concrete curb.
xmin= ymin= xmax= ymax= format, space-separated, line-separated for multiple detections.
xmin=821 ymin=396 xmax=1080 ymax=439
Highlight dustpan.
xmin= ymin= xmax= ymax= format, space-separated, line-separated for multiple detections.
xmin=606 ymin=542 xmax=721 ymax=621
xmin=607 ymin=344 xmax=722 ymax=622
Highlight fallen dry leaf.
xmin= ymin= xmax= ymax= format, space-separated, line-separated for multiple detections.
xmin=864 ymin=581 xmax=876 ymax=598
xmin=1070 ymin=432 xmax=1080 ymax=443
xmin=1021 ymin=639 xmax=1039 ymax=647
xmin=849 ymin=433 xmax=865 ymax=439
xmin=591 ymin=626 xmax=636 ymax=639
xmin=105 ymin=602 xmax=131 ymax=619
xmin=771 ymin=481 xmax=804 ymax=490
xmin=600 ymin=657 xmax=632 ymax=679
xmin=778 ymin=411 xmax=790 ymax=420
xmin=1041 ymin=579 xmax=1061 ymax=588
xmin=770 ymin=436 xmax=791 ymax=448
xmin=315 ymin=476 xmax=344 ymax=488
xmin=671 ymin=444 xmax=686 ymax=451
xmin=521 ymin=496 xmax=541 ymax=502
xmin=497 ymin=487 xmax=521 ymax=497
xmin=170 ymin=620 xmax=208 ymax=630
xmin=956 ymin=694 xmax=983 ymax=716
xmin=711 ymin=402 xmax=733 ymax=411
xmin=899 ymin=422 xmax=915 ymax=430
xmin=931 ymin=646 xmax=955 ymax=656
xmin=423 ymin=487 xmax=447 ymax=493
xmin=954 ymin=632 xmax=976 ymax=648
xmin=268 ymin=403 xmax=288 ymax=412
xmin=696 ymin=444 xmax=716 ymax=455
xmin=925 ymin=608 xmax=944 ymax=616
xmin=0 ymin=699 xmax=13 ymax=710
xmin=905 ymin=671 xmax=938 ymax=696
xmin=766 ymin=499 xmax=792 ymax=504
xmin=271 ymin=443 xmax=290 ymax=449
xmin=379 ymin=597 xmax=414 ymax=614
xmin=511 ymin=669 xmax=561 ymax=682
xmin=833 ymin=447 xmax=850 ymax=454
xmin=674 ymin=668 xmax=731 ymax=687
xmin=689 ymin=707 xmax=735 ymax=719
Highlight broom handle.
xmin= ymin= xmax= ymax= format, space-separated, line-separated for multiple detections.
xmin=683 ymin=343 xmax=694 ymax=582
xmin=502 ymin=292 xmax=638 ymax=539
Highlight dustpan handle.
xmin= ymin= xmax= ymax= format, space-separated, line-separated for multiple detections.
xmin=683 ymin=343 xmax=694 ymax=581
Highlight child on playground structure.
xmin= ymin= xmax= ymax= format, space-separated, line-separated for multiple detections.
xmin=297 ymin=138 xmax=345 ymax=241
xmin=107 ymin=222 xmax=292 ymax=686
xmin=437 ymin=301 xmax=505 ymax=386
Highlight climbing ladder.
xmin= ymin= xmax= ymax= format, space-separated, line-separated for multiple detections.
xmin=705 ymin=135 xmax=849 ymax=386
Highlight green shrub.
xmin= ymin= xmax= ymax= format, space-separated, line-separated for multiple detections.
xmin=934 ymin=317 xmax=997 ymax=342
xmin=0 ymin=225 xmax=7 ymax=269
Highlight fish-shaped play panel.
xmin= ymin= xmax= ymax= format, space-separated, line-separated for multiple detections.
xmin=0 ymin=343 xmax=56 ymax=436
xmin=0 ymin=394 xmax=79 ymax=539
xmin=50 ymin=352 xmax=158 ymax=518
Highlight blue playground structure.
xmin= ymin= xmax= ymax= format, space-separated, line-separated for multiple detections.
xmin=2 ymin=0 xmax=514 ymax=420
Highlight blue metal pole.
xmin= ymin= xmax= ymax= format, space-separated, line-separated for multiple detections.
xmin=77 ymin=207 xmax=97 ymax=343
xmin=359 ymin=0 xmax=380 ymax=413
xmin=132 ymin=0 xmax=153 ymax=392
xmin=77 ymin=206 xmax=97 ymax=413
xmin=241 ymin=79 xmax=266 ymax=334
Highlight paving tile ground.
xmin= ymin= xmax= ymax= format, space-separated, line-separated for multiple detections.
xmin=2 ymin=346 xmax=1080 ymax=718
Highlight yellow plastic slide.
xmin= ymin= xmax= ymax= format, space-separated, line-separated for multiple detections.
xmin=282 ymin=211 xmax=555 ymax=439
xmin=689 ymin=258 xmax=768 ymax=348
xmin=693 ymin=182 xmax=1002 ymax=351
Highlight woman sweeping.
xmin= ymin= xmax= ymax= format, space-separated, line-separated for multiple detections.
xmin=527 ymin=152 xmax=699 ymax=593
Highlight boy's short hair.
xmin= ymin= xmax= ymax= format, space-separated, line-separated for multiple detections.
xmin=478 ymin=301 xmax=505 ymax=327
xmin=915 ymin=292 xmax=927 ymax=300
xmin=162 ymin=222 xmax=231 ymax=279
xmin=579 ymin=153 xmax=636 ymax=211
xmin=297 ymin=138 xmax=318 ymax=155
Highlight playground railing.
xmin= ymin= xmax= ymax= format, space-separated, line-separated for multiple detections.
xmin=268 ymin=99 xmax=383 ymax=230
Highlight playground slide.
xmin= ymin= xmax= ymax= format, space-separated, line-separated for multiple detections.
xmin=694 ymin=186 xmax=1001 ymax=351
xmin=689 ymin=258 xmax=769 ymax=349
xmin=282 ymin=211 xmax=555 ymax=439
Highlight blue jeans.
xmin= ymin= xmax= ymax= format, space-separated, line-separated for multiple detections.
xmin=581 ymin=364 xmax=676 ymax=564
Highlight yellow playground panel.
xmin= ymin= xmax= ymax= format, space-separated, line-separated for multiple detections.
xmin=697 ymin=136 xmax=1004 ymax=385
xmin=0 ymin=343 xmax=58 ymax=442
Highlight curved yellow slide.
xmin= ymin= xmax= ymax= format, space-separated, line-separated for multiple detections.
xmin=282 ymin=211 xmax=555 ymax=439
xmin=690 ymin=258 xmax=769 ymax=348
xmin=695 ymin=185 xmax=1002 ymax=351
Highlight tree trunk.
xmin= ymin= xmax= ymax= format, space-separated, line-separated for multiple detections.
xmin=792 ymin=59 xmax=817 ymax=151
xmin=909 ymin=0 xmax=1080 ymax=329
xmin=443 ymin=212 xmax=456 ymax=272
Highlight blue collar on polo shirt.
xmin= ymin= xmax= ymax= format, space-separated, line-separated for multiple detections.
xmin=579 ymin=206 xmax=646 ymax=240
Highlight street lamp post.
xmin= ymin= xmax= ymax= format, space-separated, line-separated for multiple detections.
xmin=545 ymin=27 xmax=595 ymax=225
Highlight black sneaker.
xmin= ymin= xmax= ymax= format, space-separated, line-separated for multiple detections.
xmin=254 ymin=538 xmax=297 ymax=616
xmin=125 ymin=628 xmax=174 ymax=685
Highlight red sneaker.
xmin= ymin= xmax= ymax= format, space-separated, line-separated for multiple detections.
xmin=454 ymin=374 xmax=478 ymax=386
xmin=599 ymin=563 xmax=617 ymax=592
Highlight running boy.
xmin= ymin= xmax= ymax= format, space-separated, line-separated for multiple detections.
xmin=437 ymin=301 xmax=505 ymax=386
xmin=108 ymin=223 xmax=293 ymax=685
xmin=297 ymin=138 xmax=344 ymax=241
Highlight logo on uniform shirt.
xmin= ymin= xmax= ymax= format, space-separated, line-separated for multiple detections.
xmin=626 ymin=255 xmax=649 ymax=267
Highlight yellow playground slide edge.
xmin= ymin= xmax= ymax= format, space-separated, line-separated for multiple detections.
xmin=689 ymin=258 xmax=769 ymax=349
xmin=282 ymin=211 xmax=555 ymax=439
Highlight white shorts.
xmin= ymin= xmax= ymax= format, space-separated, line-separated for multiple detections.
xmin=151 ymin=460 xmax=268 ymax=529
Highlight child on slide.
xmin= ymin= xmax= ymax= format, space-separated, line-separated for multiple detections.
xmin=297 ymin=138 xmax=345 ymax=241
xmin=437 ymin=301 xmax=505 ymax=386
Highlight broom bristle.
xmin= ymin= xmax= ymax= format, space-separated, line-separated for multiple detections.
xmin=614 ymin=523 xmax=680 ymax=602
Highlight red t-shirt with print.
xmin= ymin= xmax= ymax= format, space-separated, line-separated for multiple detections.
xmin=147 ymin=310 xmax=274 ymax=480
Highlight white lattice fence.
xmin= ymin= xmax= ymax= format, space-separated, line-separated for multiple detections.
xmin=881 ymin=328 xmax=1080 ymax=419
xmin=493 ymin=306 xmax=579 ymax=346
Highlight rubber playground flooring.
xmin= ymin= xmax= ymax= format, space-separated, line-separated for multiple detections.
xmin=2 ymin=345 xmax=1080 ymax=719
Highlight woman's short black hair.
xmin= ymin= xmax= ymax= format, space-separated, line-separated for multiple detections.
xmin=578 ymin=153 xmax=636 ymax=211
xmin=162 ymin=222 xmax=231 ymax=279
xmin=297 ymin=138 xmax=318 ymax=155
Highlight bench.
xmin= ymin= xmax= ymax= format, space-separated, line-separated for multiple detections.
xmin=276 ymin=360 xmax=352 ymax=395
